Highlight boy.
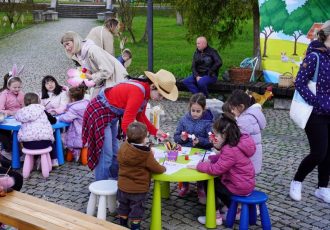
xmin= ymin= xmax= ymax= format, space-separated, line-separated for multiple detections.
xmin=117 ymin=122 xmax=166 ymax=229
xmin=117 ymin=48 xmax=132 ymax=68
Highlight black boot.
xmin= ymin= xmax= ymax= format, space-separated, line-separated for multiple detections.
xmin=130 ymin=222 xmax=141 ymax=230
xmin=119 ymin=217 xmax=128 ymax=227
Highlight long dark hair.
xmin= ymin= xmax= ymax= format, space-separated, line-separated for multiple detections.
xmin=213 ymin=112 xmax=241 ymax=147
xmin=226 ymin=89 xmax=254 ymax=112
xmin=41 ymin=75 xmax=63 ymax=99
xmin=0 ymin=73 xmax=22 ymax=93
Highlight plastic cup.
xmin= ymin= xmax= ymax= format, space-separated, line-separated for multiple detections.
xmin=0 ymin=174 xmax=10 ymax=195
xmin=167 ymin=150 xmax=178 ymax=161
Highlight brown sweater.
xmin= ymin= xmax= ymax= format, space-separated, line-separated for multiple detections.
xmin=118 ymin=141 xmax=166 ymax=193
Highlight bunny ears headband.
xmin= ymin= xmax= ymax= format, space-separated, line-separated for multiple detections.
xmin=7 ymin=64 xmax=24 ymax=86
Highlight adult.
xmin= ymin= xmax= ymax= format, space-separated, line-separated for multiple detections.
xmin=61 ymin=31 xmax=127 ymax=98
xmin=86 ymin=18 xmax=119 ymax=56
xmin=289 ymin=21 xmax=330 ymax=204
xmin=82 ymin=69 xmax=178 ymax=181
xmin=183 ymin=36 xmax=222 ymax=98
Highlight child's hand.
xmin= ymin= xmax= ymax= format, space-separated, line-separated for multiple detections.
xmin=192 ymin=137 xmax=199 ymax=146
xmin=0 ymin=186 xmax=6 ymax=197
xmin=181 ymin=132 xmax=188 ymax=141
xmin=156 ymin=130 xmax=167 ymax=141
xmin=187 ymin=165 xmax=197 ymax=170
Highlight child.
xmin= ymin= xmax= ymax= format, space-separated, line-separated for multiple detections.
xmin=189 ymin=113 xmax=256 ymax=226
xmin=225 ymin=89 xmax=266 ymax=174
xmin=0 ymin=73 xmax=24 ymax=161
xmin=117 ymin=122 xmax=166 ymax=229
xmin=15 ymin=93 xmax=56 ymax=166
xmin=40 ymin=75 xmax=69 ymax=115
xmin=117 ymin=48 xmax=132 ymax=68
xmin=173 ymin=93 xmax=213 ymax=201
xmin=58 ymin=86 xmax=89 ymax=162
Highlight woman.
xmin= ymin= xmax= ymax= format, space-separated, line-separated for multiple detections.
xmin=82 ymin=69 xmax=178 ymax=181
xmin=60 ymin=31 xmax=127 ymax=98
xmin=290 ymin=21 xmax=330 ymax=204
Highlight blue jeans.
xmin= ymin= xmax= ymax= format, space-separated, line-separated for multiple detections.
xmin=182 ymin=74 xmax=217 ymax=98
xmin=94 ymin=119 xmax=119 ymax=181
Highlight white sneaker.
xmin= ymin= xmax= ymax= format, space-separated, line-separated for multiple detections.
xmin=197 ymin=210 xmax=222 ymax=225
xmin=52 ymin=159 xmax=59 ymax=168
xmin=290 ymin=180 xmax=302 ymax=201
xmin=315 ymin=187 xmax=330 ymax=203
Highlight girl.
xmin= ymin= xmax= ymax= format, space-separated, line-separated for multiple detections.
xmin=189 ymin=113 xmax=256 ymax=226
xmin=82 ymin=69 xmax=178 ymax=181
xmin=226 ymin=89 xmax=266 ymax=174
xmin=40 ymin=75 xmax=69 ymax=115
xmin=58 ymin=86 xmax=89 ymax=162
xmin=174 ymin=93 xmax=213 ymax=201
xmin=15 ymin=93 xmax=56 ymax=151
xmin=0 ymin=74 xmax=24 ymax=160
xmin=61 ymin=31 xmax=127 ymax=98
xmin=290 ymin=21 xmax=330 ymax=203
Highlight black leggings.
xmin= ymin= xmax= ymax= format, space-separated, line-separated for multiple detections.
xmin=0 ymin=167 xmax=23 ymax=191
xmin=204 ymin=177 xmax=233 ymax=210
xmin=294 ymin=113 xmax=330 ymax=187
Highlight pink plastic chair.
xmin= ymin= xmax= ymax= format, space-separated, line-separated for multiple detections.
xmin=22 ymin=147 xmax=52 ymax=178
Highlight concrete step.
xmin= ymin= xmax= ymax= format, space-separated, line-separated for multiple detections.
xmin=57 ymin=4 xmax=106 ymax=18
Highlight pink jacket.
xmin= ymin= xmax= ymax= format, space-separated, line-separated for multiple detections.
xmin=197 ymin=134 xmax=256 ymax=196
xmin=58 ymin=99 xmax=89 ymax=149
xmin=0 ymin=89 xmax=24 ymax=115
xmin=15 ymin=104 xmax=54 ymax=142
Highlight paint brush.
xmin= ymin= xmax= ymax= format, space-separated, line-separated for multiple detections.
xmin=201 ymin=150 xmax=207 ymax=162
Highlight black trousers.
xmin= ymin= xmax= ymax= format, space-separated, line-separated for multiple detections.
xmin=0 ymin=166 xmax=23 ymax=191
xmin=204 ymin=177 xmax=233 ymax=210
xmin=294 ymin=113 xmax=330 ymax=187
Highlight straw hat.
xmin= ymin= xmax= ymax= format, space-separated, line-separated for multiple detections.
xmin=144 ymin=69 xmax=178 ymax=101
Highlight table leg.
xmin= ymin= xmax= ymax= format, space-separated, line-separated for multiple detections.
xmin=12 ymin=131 xmax=20 ymax=169
xmin=55 ymin=129 xmax=64 ymax=165
xmin=205 ymin=178 xmax=216 ymax=228
xmin=160 ymin=181 xmax=170 ymax=199
xmin=151 ymin=180 xmax=162 ymax=230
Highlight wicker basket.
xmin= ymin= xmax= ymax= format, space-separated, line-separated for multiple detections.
xmin=229 ymin=67 xmax=252 ymax=83
xmin=278 ymin=72 xmax=294 ymax=87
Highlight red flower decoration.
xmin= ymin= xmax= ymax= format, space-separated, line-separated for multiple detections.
xmin=82 ymin=68 xmax=87 ymax=73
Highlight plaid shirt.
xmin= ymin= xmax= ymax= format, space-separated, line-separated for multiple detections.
xmin=82 ymin=96 xmax=116 ymax=170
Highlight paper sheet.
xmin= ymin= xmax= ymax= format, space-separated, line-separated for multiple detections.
xmin=163 ymin=162 xmax=186 ymax=175
xmin=3 ymin=118 xmax=21 ymax=127
xmin=151 ymin=148 xmax=166 ymax=160
xmin=178 ymin=147 xmax=191 ymax=156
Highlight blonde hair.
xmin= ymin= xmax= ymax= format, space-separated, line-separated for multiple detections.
xmin=60 ymin=31 xmax=83 ymax=57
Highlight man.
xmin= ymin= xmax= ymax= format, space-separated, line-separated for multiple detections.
xmin=183 ymin=36 xmax=222 ymax=98
xmin=86 ymin=18 xmax=119 ymax=56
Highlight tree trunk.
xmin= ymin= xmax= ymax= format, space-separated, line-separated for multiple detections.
xmin=140 ymin=17 xmax=148 ymax=42
xmin=263 ymin=35 xmax=268 ymax=58
xmin=292 ymin=33 xmax=302 ymax=56
xmin=176 ymin=10 xmax=183 ymax=25
xmin=252 ymin=0 xmax=260 ymax=69
xmin=128 ymin=27 xmax=136 ymax=43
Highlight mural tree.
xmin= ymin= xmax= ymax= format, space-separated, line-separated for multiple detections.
xmin=282 ymin=7 xmax=312 ymax=56
xmin=260 ymin=0 xmax=288 ymax=57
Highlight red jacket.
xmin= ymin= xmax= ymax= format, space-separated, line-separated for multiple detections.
xmin=105 ymin=81 xmax=157 ymax=135
xmin=197 ymin=134 xmax=256 ymax=196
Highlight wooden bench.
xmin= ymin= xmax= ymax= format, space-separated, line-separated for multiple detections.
xmin=0 ymin=191 xmax=126 ymax=230
xmin=176 ymin=80 xmax=295 ymax=99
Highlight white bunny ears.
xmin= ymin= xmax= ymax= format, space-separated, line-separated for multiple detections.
xmin=8 ymin=64 xmax=24 ymax=78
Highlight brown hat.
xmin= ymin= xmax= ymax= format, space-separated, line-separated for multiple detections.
xmin=144 ymin=69 xmax=178 ymax=101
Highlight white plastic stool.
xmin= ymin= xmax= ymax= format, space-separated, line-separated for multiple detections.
xmin=86 ymin=180 xmax=118 ymax=220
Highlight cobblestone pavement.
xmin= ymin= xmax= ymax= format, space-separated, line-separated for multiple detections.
xmin=1 ymin=18 xmax=329 ymax=229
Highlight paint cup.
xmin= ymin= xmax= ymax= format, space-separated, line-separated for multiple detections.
xmin=167 ymin=150 xmax=178 ymax=161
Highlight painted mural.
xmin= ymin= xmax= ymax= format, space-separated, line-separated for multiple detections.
xmin=259 ymin=0 xmax=330 ymax=83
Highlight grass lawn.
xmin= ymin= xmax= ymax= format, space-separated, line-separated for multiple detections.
xmin=0 ymin=12 xmax=34 ymax=37
xmin=118 ymin=16 xmax=254 ymax=79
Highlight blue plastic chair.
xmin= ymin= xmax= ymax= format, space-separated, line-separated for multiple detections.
xmin=226 ymin=190 xmax=271 ymax=230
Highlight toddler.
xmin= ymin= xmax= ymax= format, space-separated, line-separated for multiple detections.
xmin=58 ymin=86 xmax=89 ymax=162
xmin=225 ymin=89 xmax=266 ymax=174
xmin=174 ymin=93 xmax=213 ymax=201
xmin=189 ymin=112 xmax=256 ymax=226
xmin=40 ymin=75 xmax=69 ymax=115
xmin=15 ymin=93 xmax=56 ymax=163
xmin=117 ymin=48 xmax=132 ymax=68
xmin=0 ymin=73 xmax=24 ymax=161
xmin=117 ymin=122 xmax=166 ymax=230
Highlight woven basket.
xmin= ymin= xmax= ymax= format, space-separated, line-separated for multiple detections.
xmin=229 ymin=67 xmax=252 ymax=83
xmin=278 ymin=72 xmax=294 ymax=87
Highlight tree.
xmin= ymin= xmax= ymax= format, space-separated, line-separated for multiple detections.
xmin=260 ymin=0 xmax=288 ymax=57
xmin=282 ymin=6 xmax=312 ymax=56
xmin=117 ymin=0 xmax=137 ymax=43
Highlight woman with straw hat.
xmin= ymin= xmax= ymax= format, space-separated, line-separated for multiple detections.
xmin=82 ymin=69 xmax=178 ymax=181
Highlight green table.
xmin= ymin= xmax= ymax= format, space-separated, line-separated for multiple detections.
xmin=150 ymin=148 xmax=216 ymax=229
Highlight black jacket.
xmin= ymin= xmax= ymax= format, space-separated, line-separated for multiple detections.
xmin=192 ymin=46 xmax=222 ymax=78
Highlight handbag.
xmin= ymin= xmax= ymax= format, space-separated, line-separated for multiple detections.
xmin=289 ymin=52 xmax=319 ymax=129
xmin=278 ymin=72 xmax=294 ymax=87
